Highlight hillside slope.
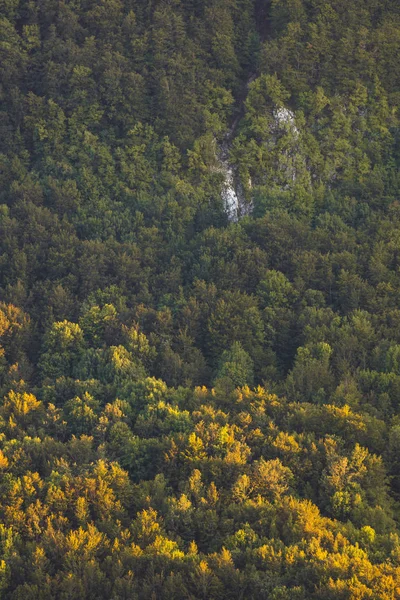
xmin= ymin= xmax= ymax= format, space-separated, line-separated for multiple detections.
xmin=0 ymin=0 xmax=400 ymax=598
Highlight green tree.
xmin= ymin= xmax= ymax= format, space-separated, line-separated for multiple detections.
xmin=214 ymin=341 xmax=254 ymax=388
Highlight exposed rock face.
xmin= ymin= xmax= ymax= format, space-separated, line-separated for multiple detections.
xmin=219 ymin=131 xmax=253 ymax=222
xmin=219 ymin=152 xmax=253 ymax=222
xmin=219 ymin=106 xmax=299 ymax=221
xmin=218 ymin=74 xmax=256 ymax=222
xmin=220 ymin=161 xmax=240 ymax=222
xmin=218 ymin=74 xmax=298 ymax=221
xmin=273 ymin=107 xmax=298 ymax=137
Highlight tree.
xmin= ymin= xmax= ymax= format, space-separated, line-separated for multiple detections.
xmin=38 ymin=321 xmax=85 ymax=381
xmin=285 ymin=342 xmax=334 ymax=403
xmin=214 ymin=341 xmax=254 ymax=388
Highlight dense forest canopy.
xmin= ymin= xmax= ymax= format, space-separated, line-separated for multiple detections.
xmin=1 ymin=0 xmax=400 ymax=597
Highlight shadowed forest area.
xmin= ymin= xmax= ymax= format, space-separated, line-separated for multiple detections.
xmin=1 ymin=0 xmax=400 ymax=597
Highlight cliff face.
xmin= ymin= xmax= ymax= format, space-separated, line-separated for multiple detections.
xmin=218 ymin=74 xmax=257 ymax=221
xmin=220 ymin=159 xmax=240 ymax=221
xmin=219 ymin=105 xmax=298 ymax=221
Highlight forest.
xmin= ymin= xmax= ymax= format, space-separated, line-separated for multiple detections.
xmin=1 ymin=0 xmax=400 ymax=597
